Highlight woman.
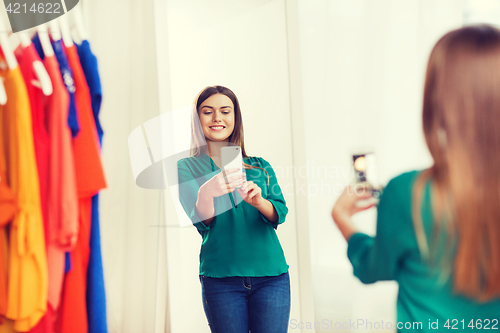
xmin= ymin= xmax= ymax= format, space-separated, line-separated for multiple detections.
xmin=332 ymin=25 xmax=500 ymax=331
xmin=177 ymin=86 xmax=290 ymax=333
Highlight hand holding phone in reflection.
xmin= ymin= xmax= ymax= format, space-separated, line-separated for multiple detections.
xmin=330 ymin=151 xmax=382 ymax=240
xmin=352 ymin=152 xmax=383 ymax=207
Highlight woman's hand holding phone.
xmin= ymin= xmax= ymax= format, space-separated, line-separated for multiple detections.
xmin=331 ymin=185 xmax=376 ymax=241
xmin=199 ymin=168 xmax=244 ymax=200
xmin=332 ymin=185 xmax=376 ymax=219
xmin=196 ymin=168 xmax=243 ymax=224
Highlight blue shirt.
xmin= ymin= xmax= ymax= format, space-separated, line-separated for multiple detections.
xmin=77 ymin=39 xmax=108 ymax=333
xmin=76 ymin=40 xmax=103 ymax=145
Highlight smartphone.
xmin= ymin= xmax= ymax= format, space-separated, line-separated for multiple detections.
xmin=221 ymin=146 xmax=243 ymax=185
xmin=352 ymin=152 xmax=382 ymax=205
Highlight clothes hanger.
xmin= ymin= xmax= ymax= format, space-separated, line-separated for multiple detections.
xmin=48 ymin=19 xmax=62 ymax=42
xmin=71 ymin=5 xmax=87 ymax=44
xmin=10 ymin=33 xmax=21 ymax=52
xmin=0 ymin=25 xmax=18 ymax=71
xmin=0 ymin=82 xmax=7 ymax=105
xmin=59 ymin=15 xmax=73 ymax=48
xmin=0 ymin=16 xmax=12 ymax=105
xmin=31 ymin=61 xmax=53 ymax=95
xmin=17 ymin=31 xmax=53 ymax=96
xmin=36 ymin=24 xmax=55 ymax=57
xmin=19 ymin=33 xmax=32 ymax=48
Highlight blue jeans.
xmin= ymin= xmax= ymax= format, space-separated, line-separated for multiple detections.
xmin=199 ymin=272 xmax=291 ymax=333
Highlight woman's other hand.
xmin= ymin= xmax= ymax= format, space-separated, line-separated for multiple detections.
xmin=237 ymin=173 xmax=264 ymax=207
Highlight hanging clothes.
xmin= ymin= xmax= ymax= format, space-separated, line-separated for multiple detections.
xmin=0 ymin=95 xmax=17 ymax=321
xmin=67 ymin=44 xmax=106 ymax=200
xmin=0 ymin=55 xmax=48 ymax=332
xmin=32 ymin=36 xmax=80 ymax=138
xmin=52 ymin=40 xmax=79 ymax=139
xmin=0 ymin=98 xmax=17 ymax=333
xmin=76 ymin=40 xmax=108 ymax=333
xmin=15 ymin=44 xmax=50 ymax=248
xmin=86 ymin=195 xmax=106 ymax=333
xmin=55 ymin=43 xmax=107 ymax=333
xmin=41 ymin=50 xmax=79 ymax=318
xmin=0 ymin=317 xmax=16 ymax=333
xmin=50 ymin=40 xmax=78 ymax=275
xmin=0 ymin=227 xmax=10 ymax=324
xmin=48 ymin=39 xmax=84 ymax=257
xmin=76 ymin=40 xmax=103 ymax=145
xmin=32 ymin=37 xmax=80 ymax=305
xmin=15 ymin=43 xmax=54 ymax=333
xmin=0 ymin=140 xmax=17 ymax=228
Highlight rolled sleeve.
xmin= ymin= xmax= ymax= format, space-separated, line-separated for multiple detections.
xmin=189 ymin=208 xmax=212 ymax=232
xmin=347 ymin=232 xmax=378 ymax=283
xmin=177 ymin=159 xmax=213 ymax=233
xmin=260 ymin=158 xmax=288 ymax=229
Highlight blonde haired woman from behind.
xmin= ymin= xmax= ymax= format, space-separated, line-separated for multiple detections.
xmin=331 ymin=25 xmax=500 ymax=332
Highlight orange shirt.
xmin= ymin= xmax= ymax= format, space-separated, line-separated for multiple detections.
xmin=55 ymin=45 xmax=106 ymax=333
xmin=0 ymin=139 xmax=17 ymax=229
xmin=0 ymin=318 xmax=16 ymax=333
xmin=0 ymin=227 xmax=9 ymax=322
xmin=0 ymin=60 xmax=48 ymax=331
xmin=0 ymin=80 xmax=17 ymax=323
xmin=0 ymin=69 xmax=17 ymax=333
xmin=68 ymin=45 xmax=106 ymax=199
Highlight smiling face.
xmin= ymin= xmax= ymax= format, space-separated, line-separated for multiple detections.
xmin=198 ymin=93 xmax=235 ymax=142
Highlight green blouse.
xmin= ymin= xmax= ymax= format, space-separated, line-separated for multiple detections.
xmin=348 ymin=171 xmax=500 ymax=331
xmin=177 ymin=155 xmax=289 ymax=278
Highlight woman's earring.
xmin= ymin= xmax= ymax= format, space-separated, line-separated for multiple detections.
xmin=438 ymin=128 xmax=447 ymax=148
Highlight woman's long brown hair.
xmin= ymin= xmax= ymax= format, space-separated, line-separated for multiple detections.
xmin=414 ymin=25 xmax=500 ymax=301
